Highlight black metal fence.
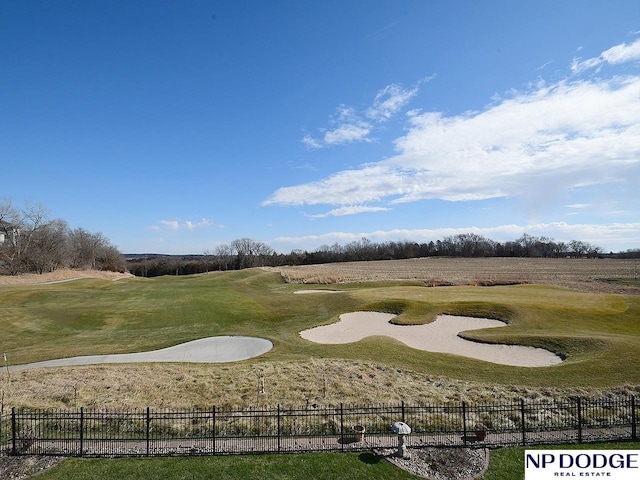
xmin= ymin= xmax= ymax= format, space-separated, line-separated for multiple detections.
xmin=1 ymin=396 xmax=637 ymax=457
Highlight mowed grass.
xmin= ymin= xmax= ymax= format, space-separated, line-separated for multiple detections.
xmin=1 ymin=268 xmax=639 ymax=403
xmin=34 ymin=452 xmax=417 ymax=480
xmin=30 ymin=441 xmax=640 ymax=480
xmin=0 ymin=270 xmax=357 ymax=364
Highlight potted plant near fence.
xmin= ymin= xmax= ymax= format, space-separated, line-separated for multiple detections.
xmin=352 ymin=425 xmax=366 ymax=442
xmin=474 ymin=422 xmax=487 ymax=441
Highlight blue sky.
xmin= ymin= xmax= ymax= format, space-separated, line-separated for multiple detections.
xmin=2 ymin=1 xmax=639 ymax=254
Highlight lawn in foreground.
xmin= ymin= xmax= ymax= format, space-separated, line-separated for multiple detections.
xmin=35 ymin=452 xmax=417 ymax=480
xmin=33 ymin=442 xmax=640 ymax=480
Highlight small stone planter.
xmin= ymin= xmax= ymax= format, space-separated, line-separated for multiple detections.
xmin=352 ymin=425 xmax=366 ymax=442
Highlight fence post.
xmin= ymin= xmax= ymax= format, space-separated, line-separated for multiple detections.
xmin=462 ymin=402 xmax=467 ymax=446
xmin=277 ymin=404 xmax=281 ymax=453
xmin=576 ymin=398 xmax=582 ymax=444
xmin=79 ymin=407 xmax=84 ymax=457
xmin=340 ymin=403 xmax=344 ymax=452
xmin=11 ymin=407 xmax=16 ymax=456
xmin=520 ymin=399 xmax=526 ymax=446
xmin=146 ymin=407 xmax=150 ymax=457
xmin=631 ymin=395 xmax=637 ymax=441
xmin=212 ymin=406 xmax=216 ymax=454
xmin=401 ymin=400 xmax=405 ymax=424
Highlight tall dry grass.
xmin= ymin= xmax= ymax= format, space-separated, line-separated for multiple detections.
xmin=0 ymin=269 xmax=133 ymax=285
xmin=2 ymin=359 xmax=638 ymax=411
xmin=269 ymin=257 xmax=640 ymax=294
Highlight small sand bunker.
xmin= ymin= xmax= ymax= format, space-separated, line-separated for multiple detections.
xmin=9 ymin=336 xmax=273 ymax=372
xmin=293 ymin=289 xmax=343 ymax=294
xmin=300 ymin=312 xmax=562 ymax=367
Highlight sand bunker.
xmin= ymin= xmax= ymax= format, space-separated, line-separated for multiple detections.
xmin=8 ymin=336 xmax=273 ymax=372
xmin=293 ymin=290 xmax=343 ymax=294
xmin=300 ymin=312 xmax=562 ymax=367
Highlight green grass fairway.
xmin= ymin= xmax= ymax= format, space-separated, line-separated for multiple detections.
xmin=1 ymin=269 xmax=639 ymax=390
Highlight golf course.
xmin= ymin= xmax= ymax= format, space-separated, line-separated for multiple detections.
xmin=1 ymin=259 xmax=639 ymax=410
xmin=1 ymin=258 xmax=640 ymax=479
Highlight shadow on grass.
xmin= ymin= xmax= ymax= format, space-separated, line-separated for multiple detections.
xmin=359 ymin=452 xmax=381 ymax=465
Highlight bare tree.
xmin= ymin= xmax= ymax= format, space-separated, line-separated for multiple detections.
xmin=25 ymin=219 xmax=70 ymax=273
xmin=69 ymin=228 xmax=109 ymax=270
xmin=95 ymin=244 xmax=127 ymax=272
xmin=230 ymin=238 xmax=275 ymax=268
xmin=213 ymin=244 xmax=234 ymax=271
xmin=0 ymin=200 xmax=51 ymax=274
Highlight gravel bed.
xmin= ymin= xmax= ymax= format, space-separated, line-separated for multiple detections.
xmin=0 ymin=451 xmax=65 ymax=480
xmin=374 ymin=447 xmax=489 ymax=480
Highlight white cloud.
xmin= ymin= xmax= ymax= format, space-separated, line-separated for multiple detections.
xmin=302 ymin=82 xmax=421 ymax=148
xmin=323 ymin=121 xmax=372 ymax=145
xmin=269 ymin=58 xmax=640 ymax=210
xmin=537 ymin=60 xmax=554 ymax=71
xmin=571 ymin=38 xmax=640 ymax=73
xmin=602 ymin=39 xmax=640 ymax=64
xmin=366 ymin=83 xmax=419 ymax=121
xmin=185 ymin=218 xmax=214 ymax=230
xmin=264 ymin=163 xmax=412 ymax=206
xmin=153 ymin=218 xmax=219 ymax=232
xmin=565 ymin=204 xmax=590 ymax=209
xmin=160 ymin=220 xmax=180 ymax=230
xmin=301 ymin=134 xmax=321 ymax=149
xmin=306 ymin=205 xmax=390 ymax=218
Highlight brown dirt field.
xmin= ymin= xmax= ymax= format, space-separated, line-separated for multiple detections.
xmin=267 ymin=257 xmax=640 ymax=295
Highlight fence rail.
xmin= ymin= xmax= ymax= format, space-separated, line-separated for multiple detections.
xmin=1 ymin=396 xmax=638 ymax=457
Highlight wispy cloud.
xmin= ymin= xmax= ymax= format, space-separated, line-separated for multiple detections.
xmin=537 ymin=60 xmax=554 ymax=71
xmin=158 ymin=220 xmax=179 ymax=231
xmin=306 ymin=205 xmax=390 ymax=218
xmin=301 ymin=134 xmax=321 ymax=149
xmin=303 ymin=82 xmax=422 ymax=149
xmin=571 ymin=38 xmax=640 ymax=73
xmin=268 ymin=39 xmax=640 ymax=215
xmin=152 ymin=218 xmax=220 ymax=232
xmin=565 ymin=204 xmax=590 ymax=209
xmin=366 ymin=83 xmax=420 ymax=122
xmin=323 ymin=120 xmax=372 ymax=146
xmin=185 ymin=219 xmax=215 ymax=230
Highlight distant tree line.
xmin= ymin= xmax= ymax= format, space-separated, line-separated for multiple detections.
xmin=0 ymin=199 xmax=126 ymax=275
xmin=127 ymin=233 xmax=639 ymax=278
xmin=127 ymin=238 xmax=277 ymax=277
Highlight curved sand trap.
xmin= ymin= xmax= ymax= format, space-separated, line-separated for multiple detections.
xmin=300 ymin=312 xmax=562 ymax=367
xmin=9 ymin=336 xmax=273 ymax=372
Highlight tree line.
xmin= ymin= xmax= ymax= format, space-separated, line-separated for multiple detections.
xmin=127 ymin=234 xmax=638 ymax=278
xmin=0 ymin=200 xmax=126 ymax=275
xmin=3 ymin=198 xmax=634 ymax=279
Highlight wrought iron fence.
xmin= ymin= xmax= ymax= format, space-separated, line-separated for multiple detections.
xmin=1 ymin=396 xmax=637 ymax=457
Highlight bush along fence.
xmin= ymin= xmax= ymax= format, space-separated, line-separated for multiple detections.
xmin=0 ymin=396 xmax=638 ymax=457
